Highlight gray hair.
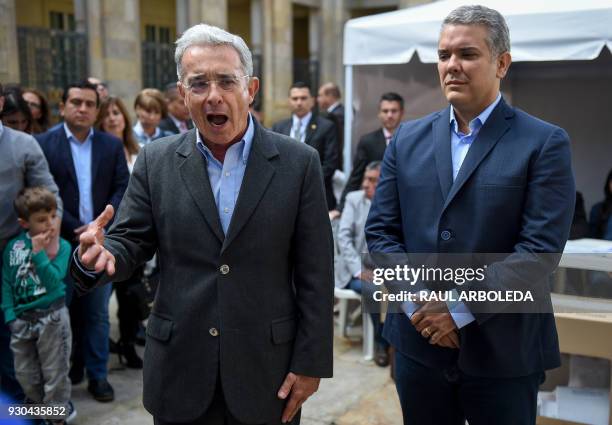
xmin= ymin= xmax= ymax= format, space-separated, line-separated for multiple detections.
xmin=174 ymin=24 xmax=253 ymax=81
xmin=442 ymin=5 xmax=510 ymax=57
xmin=366 ymin=161 xmax=382 ymax=171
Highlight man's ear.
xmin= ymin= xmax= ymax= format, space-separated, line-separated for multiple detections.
xmin=496 ymin=51 xmax=512 ymax=79
xmin=17 ymin=218 xmax=29 ymax=230
xmin=247 ymin=77 xmax=260 ymax=105
xmin=59 ymin=102 xmax=65 ymax=118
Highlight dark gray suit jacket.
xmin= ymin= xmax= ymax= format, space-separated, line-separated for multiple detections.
xmin=71 ymin=121 xmax=334 ymax=423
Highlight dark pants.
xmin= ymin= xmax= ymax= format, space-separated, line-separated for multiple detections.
xmin=65 ymin=273 xmax=112 ymax=381
xmin=114 ymin=267 xmax=144 ymax=343
xmin=348 ymin=278 xmax=389 ymax=350
xmin=394 ymin=349 xmax=542 ymax=425
xmin=153 ymin=376 xmax=300 ymax=425
xmin=0 ymin=249 xmax=25 ymax=401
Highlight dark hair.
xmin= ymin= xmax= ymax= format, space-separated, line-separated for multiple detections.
xmin=95 ymin=96 xmax=140 ymax=156
xmin=62 ymin=80 xmax=100 ymax=107
xmin=380 ymin=92 xmax=404 ymax=109
xmin=14 ymin=187 xmax=57 ymax=220
xmin=289 ymin=81 xmax=312 ymax=96
xmin=366 ymin=161 xmax=382 ymax=171
xmin=442 ymin=5 xmax=510 ymax=58
xmin=0 ymin=88 xmax=34 ymax=134
xmin=596 ymin=169 xmax=612 ymax=237
xmin=22 ymin=88 xmax=51 ymax=133
xmin=0 ymin=82 xmax=3 ymax=96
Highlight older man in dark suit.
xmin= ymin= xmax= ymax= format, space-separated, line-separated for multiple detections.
xmin=366 ymin=5 xmax=574 ymax=425
xmin=71 ymin=24 xmax=333 ymax=425
xmin=36 ymin=80 xmax=129 ymax=402
xmin=272 ymin=82 xmax=339 ymax=211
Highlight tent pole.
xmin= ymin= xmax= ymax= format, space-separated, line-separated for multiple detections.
xmin=343 ymin=64 xmax=353 ymax=175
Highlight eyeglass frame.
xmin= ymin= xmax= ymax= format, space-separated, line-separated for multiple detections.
xmin=182 ymin=74 xmax=251 ymax=95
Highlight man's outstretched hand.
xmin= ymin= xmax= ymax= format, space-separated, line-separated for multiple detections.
xmin=78 ymin=204 xmax=116 ymax=275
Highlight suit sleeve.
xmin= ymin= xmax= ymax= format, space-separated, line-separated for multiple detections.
xmin=339 ymin=137 xmax=369 ymax=211
xmin=457 ymin=128 xmax=575 ymax=324
xmin=365 ymin=133 xmax=407 ymax=254
xmin=70 ymin=147 xmax=157 ymax=290
xmin=290 ymin=150 xmax=334 ymax=378
xmin=320 ymin=123 xmax=338 ymax=182
xmin=25 ymin=135 xmax=63 ymax=219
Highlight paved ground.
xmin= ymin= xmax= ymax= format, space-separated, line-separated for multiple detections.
xmin=70 ymin=295 xmax=402 ymax=425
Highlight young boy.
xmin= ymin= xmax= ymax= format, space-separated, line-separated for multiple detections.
xmin=1 ymin=187 xmax=75 ymax=424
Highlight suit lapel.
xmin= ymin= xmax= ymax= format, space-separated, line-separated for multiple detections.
xmin=442 ymin=99 xmax=513 ymax=211
xmin=91 ymin=131 xmax=102 ymax=185
xmin=304 ymin=115 xmax=317 ymax=146
xmin=222 ymin=124 xmax=278 ymax=253
xmin=432 ymin=108 xmax=453 ymax=199
xmin=58 ymin=129 xmax=78 ymax=186
xmin=177 ymin=130 xmax=225 ymax=243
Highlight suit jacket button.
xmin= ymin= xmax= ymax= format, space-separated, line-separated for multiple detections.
xmin=209 ymin=328 xmax=219 ymax=337
xmin=440 ymin=230 xmax=452 ymax=241
xmin=220 ymin=264 xmax=230 ymax=275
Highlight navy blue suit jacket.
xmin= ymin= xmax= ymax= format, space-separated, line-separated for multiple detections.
xmin=35 ymin=126 xmax=129 ymax=243
xmin=365 ymin=99 xmax=575 ymax=378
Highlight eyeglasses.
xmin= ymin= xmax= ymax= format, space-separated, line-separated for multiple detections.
xmin=183 ymin=75 xmax=249 ymax=95
xmin=27 ymin=101 xmax=41 ymax=109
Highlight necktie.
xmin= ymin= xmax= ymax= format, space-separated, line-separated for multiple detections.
xmin=293 ymin=120 xmax=303 ymax=142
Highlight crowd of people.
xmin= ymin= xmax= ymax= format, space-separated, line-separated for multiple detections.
xmin=0 ymin=6 xmax=611 ymax=424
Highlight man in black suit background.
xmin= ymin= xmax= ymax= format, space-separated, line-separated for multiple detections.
xmin=317 ymin=82 xmax=344 ymax=169
xmin=332 ymin=92 xmax=404 ymax=216
xmin=272 ymin=82 xmax=339 ymax=210
xmin=159 ymin=83 xmax=193 ymax=135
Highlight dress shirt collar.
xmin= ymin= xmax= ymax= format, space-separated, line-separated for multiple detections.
xmin=292 ymin=111 xmax=312 ymax=129
xmin=196 ymin=113 xmax=254 ymax=164
xmin=64 ymin=123 xmax=94 ymax=144
xmin=449 ymin=93 xmax=501 ymax=136
xmin=382 ymin=127 xmax=394 ymax=145
xmin=133 ymin=121 xmax=161 ymax=140
xmin=327 ymin=102 xmax=340 ymax=113
xmin=169 ymin=114 xmax=186 ymax=132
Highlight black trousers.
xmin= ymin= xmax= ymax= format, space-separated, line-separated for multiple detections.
xmin=153 ymin=376 xmax=301 ymax=425
xmin=394 ymin=349 xmax=543 ymax=425
xmin=114 ymin=266 xmax=144 ymax=343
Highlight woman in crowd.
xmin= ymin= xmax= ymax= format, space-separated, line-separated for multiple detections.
xmin=0 ymin=89 xmax=34 ymax=134
xmin=132 ymin=88 xmax=172 ymax=145
xmin=94 ymin=97 xmax=143 ymax=369
xmin=22 ymin=88 xmax=51 ymax=133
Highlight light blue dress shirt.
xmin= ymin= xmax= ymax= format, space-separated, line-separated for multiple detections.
xmin=402 ymin=94 xmax=502 ymax=329
xmin=65 ymin=124 xmax=94 ymax=225
xmin=195 ymin=114 xmax=254 ymax=235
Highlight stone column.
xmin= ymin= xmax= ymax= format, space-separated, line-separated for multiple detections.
xmin=309 ymin=7 xmax=321 ymax=90
xmin=186 ymin=0 xmax=228 ymax=29
xmin=98 ymin=0 xmax=142 ymax=101
xmin=0 ymin=0 xmax=20 ymax=84
xmin=319 ymin=0 xmax=346 ymax=88
xmin=262 ymin=0 xmax=292 ymax=126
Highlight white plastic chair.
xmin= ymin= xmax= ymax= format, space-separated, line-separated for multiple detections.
xmin=334 ymin=287 xmax=375 ymax=361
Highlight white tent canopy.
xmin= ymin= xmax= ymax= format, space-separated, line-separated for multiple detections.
xmin=343 ymin=0 xmax=612 ymax=65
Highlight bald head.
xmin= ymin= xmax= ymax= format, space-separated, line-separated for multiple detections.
xmin=317 ymin=82 xmax=341 ymax=111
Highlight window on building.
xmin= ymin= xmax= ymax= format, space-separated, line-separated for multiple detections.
xmin=49 ymin=11 xmax=76 ymax=31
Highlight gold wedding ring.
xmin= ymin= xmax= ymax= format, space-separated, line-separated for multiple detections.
xmin=423 ymin=327 xmax=432 ymax=338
